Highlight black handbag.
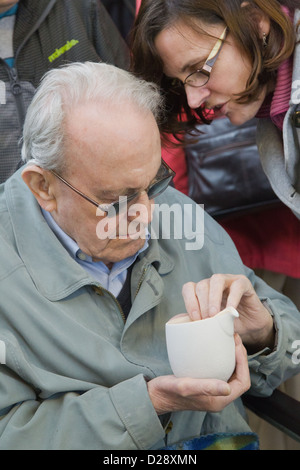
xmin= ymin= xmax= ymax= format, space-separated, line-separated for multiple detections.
xmin=185 ymin=117 xmax=280 ymax=220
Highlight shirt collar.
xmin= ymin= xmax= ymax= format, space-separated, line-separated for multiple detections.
xmin=42 ymin=209 xmax=150 ymax=270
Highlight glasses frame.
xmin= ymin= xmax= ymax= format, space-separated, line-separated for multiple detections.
xmin=170 ymin=26 xmax=228 ymax=92
xmin=50 ymin=160 xmax=175 ymax=215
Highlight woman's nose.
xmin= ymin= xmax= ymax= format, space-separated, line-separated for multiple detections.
xmin=185 ymin=85 xmax=211 ymax=109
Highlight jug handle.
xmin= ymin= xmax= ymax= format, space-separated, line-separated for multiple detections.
xmin=217 ymin=307 xmax=239 ymax=335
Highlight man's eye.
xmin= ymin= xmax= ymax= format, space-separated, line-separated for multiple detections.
xmin=98 ymin=198 xmax=114 ymax=204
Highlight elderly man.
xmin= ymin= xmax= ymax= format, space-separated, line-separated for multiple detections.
xmin=0 ymin=62 xmax=299 ymax=450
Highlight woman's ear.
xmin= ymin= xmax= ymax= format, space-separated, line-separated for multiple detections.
xmin=241 ymin=1 xmax=271 ymax=38
xmin=257 ymin=12 xmax=271 ymax=39
xmin=21 ymin=165 xmax=57 ymax=212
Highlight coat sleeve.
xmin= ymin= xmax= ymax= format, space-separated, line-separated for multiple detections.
xmin=0 ymin=344 xmax=165 ymax=450
xmin=213 ymin=224 xmax=300 ymax=397
xmin=202 ymin=216 xmax=300 ymax=397
xmin=230 ymin=262 xmax=300 ymax=398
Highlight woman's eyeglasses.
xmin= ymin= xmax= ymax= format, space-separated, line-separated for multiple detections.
xmin=50 ymin=160 xmax=175 ymax=215
xmin=169 ymin=27 xmax=228 ymax=94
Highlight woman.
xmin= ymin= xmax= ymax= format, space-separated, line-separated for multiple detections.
xmin=131 ymin=0 xmax=300 ymax=449
xmin=132 ymin=0 xmax=300 ymax=149
xmin=131 ymin=0 xmax=300 ymax=301
xmin=131 ymin=0 xmax=299 ymax=212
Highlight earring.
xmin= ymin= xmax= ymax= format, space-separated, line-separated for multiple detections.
xmin=262 ymin=32 xmax=268 ymax=48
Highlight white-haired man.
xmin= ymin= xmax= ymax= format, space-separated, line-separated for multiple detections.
xmin=0 ymin=62 xmax=299 ymax=450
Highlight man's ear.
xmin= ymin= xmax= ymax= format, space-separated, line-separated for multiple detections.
xmin=21 ymin=165 xmax=57 ymax=212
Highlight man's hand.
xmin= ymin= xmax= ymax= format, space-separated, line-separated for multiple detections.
xmin=182 ymin=274 xmax=275 ymax=353
xmin=148 ymin=334 xmax=250 ymax=415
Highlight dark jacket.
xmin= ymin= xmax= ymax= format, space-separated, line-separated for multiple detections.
xmin=0 ymin=0 xmax=129 ymax=182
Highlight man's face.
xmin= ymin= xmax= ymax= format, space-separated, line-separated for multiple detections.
xmin=49 ymin=101 xmax=162 ymax=267
xmin=0 ymin=1 xmax=18 ymax=14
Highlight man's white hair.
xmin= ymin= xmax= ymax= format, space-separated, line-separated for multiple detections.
xmin=21 ymin=61 xmax=164 ymax=171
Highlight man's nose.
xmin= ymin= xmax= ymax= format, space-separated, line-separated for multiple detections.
xmin=185 ymin=85 xmax=211 ymax=109
xmin=127 ymin=191 xmax=154 ymax=225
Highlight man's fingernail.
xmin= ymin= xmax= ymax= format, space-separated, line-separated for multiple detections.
xmin=219 ymin=383 xmax=231 ymax=395
xmin=191 ymin=310 xmax=200 ymax=320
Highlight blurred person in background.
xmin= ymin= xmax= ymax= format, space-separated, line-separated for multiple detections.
xmin=0 ymin=0 xmax=129 ymax=183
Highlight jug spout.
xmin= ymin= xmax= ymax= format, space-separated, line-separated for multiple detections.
xmin=216 ymin=306 xmax=239 ymax=335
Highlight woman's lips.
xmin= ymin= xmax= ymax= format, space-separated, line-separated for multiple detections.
xmin=213 ymin=102 xmax=228 ymax=115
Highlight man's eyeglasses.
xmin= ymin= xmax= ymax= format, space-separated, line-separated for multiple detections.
xmin=169 ymin=26 xmax=228 ymax=93
xmin=50 ymin=160 xmax=175 ymax=215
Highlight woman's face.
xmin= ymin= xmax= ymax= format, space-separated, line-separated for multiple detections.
xmin=155 ymin=20 xmax=268 ymax=126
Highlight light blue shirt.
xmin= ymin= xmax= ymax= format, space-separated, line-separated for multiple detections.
xmin=42 ymin=209 xmax=149 ymax=298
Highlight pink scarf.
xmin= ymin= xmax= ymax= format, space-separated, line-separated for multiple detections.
xmin=257 ymin=6 xmax=294 ymax=130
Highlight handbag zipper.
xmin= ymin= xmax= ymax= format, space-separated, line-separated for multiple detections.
xmin=201 ymin=138 xmax=256 ymax=158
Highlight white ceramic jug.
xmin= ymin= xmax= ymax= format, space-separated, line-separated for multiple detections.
xmin=165 ymin=306 xmax=239 ymax=382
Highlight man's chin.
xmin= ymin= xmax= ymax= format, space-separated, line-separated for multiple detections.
xmin=92 ymin=236 xmax=146 ymax=265
xmin=119 ymin=231 xmax=147 ymax=240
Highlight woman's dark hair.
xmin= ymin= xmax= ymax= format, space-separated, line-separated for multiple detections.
xmin=130 ymin=0 xmax=298 ymax=142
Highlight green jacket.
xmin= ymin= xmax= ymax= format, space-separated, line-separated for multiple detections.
xmin=0 ymin=170 xmax=299 ymax=449
xmin=0 ymin=0 xmax=129 ymax=183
